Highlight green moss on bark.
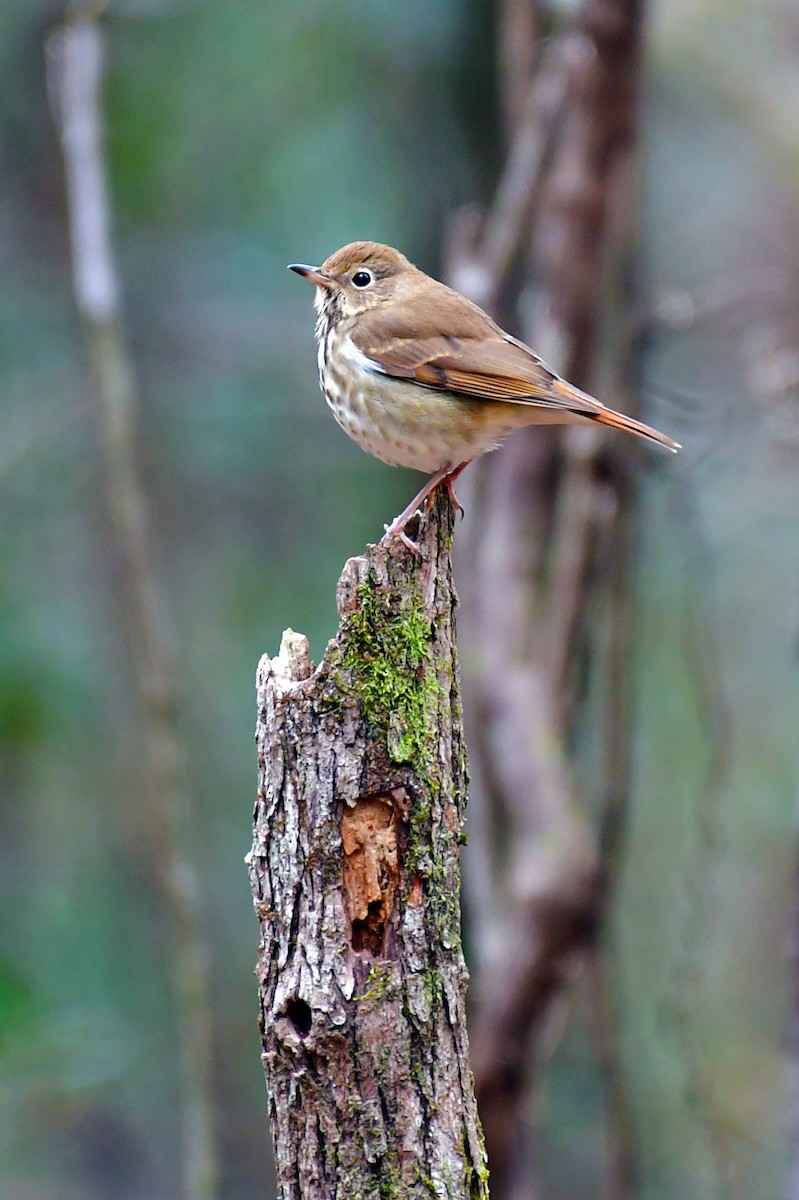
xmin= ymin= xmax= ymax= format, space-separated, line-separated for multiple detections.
xmin=335 ymin=573 xmax=443 ymax=776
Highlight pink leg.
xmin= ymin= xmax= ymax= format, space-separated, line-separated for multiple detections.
xmin=442 ymin=463 xmax=468 ymax=518
xmin=380 ymin=462 xmax=470 ymax=553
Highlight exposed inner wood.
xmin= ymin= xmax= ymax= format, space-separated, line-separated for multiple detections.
xmin=341 ymin=794 xmax=400 ymax=955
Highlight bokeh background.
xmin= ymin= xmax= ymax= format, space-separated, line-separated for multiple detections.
xmin=1 ymin=1 xmax=798 ymax=1198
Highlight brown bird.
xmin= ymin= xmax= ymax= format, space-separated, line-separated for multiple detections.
xmin=290 ymin=241 xmax=680 ymax=549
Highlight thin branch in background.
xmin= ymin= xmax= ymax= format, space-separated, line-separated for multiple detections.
xmin=446 ymin=29 xmax=587 ymax=313
xmin=580 ymin=948 xmax=639 ymax=1200
xmin=649 ymin=266 xmax=788 ymax=338
xmin=47 ymin=14 xmax=218 ymax=1200
xmin=623 ymin=267 xmax=792 ymax=457
xmin=539 ymin=430 xmax=607 ymax=724
xmin=498 ymin=0 xmax=540 ymax=138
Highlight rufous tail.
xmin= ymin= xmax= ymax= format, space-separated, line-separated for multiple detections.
xmin=553 ymin=379 xmax=681 ymax=452
xmin=591 ymin=404 xmax=681 ymax=452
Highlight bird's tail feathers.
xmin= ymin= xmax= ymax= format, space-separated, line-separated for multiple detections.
xmin=552 ymin=379 xmax=681 ymax=452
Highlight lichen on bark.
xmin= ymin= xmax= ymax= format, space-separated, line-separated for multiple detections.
xmin=249 ymin=491 xmax=488 ymax=1199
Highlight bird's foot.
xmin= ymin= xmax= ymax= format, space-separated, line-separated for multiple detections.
xmin=380 ymin=522 xmax=422 ymax=555
xmin=379 ymin=462 xmax=470 ymax=554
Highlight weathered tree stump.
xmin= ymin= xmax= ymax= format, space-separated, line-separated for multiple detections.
xmin=249 ymin=491 xmax=489 ymax=1199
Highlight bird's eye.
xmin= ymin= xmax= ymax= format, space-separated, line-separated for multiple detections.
xmin=351 ymin=270 xmax=373 ymax=288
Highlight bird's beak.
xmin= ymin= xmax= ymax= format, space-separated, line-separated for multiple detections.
xmin=289 ymin=263 xmax=333 ymax=289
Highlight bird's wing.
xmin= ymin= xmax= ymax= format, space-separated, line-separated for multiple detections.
xmin=350 ymin=289 xmax=681 ymax=453
xmin=350 ymin=303 xmax=602 ymax=416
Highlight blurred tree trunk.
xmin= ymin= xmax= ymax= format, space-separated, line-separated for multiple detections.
xmin=250 ymin=495 xmax=489 ymax=1200
xmin=450 ymin=1 xmax=647 ymax=1197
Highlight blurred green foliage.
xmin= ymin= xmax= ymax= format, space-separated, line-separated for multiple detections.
xmin=1 ymin=1 xmax=798 ymax=1198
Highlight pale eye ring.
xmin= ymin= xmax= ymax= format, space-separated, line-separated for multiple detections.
xmin=351 ymin=269 xmax=373 ymax=288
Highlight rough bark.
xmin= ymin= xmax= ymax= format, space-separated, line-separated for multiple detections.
xmin=249 ymin=492 xmax=488 ymax=1200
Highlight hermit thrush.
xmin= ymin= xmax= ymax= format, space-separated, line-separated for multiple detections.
xmin=290 ymin=241 xmax=679 ymax=549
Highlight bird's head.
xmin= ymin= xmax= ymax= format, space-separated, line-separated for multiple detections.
xmin=289 ymin=241 xmax=412 ymax=319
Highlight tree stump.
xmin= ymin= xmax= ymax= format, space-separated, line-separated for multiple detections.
xmin=249 ymin=492 xmax=489 ymax=1199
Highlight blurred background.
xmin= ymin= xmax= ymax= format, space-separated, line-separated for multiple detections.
xmin=1 ymin=1 xmax=798 ymax=1198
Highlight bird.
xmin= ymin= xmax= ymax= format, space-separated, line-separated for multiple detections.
xmin=290 ymin=241 xmax=680 ymax=550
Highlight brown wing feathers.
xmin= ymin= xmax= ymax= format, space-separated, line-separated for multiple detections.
xmin=352 ymin=307 xmax=599 ymax=413
xmin=350 ymin=284 xmax=681 ymax=452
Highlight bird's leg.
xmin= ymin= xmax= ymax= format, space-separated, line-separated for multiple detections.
xmin=380 ymin=462 xmax=470 ymax=553
xmin=436 ymin=462 xmax=468 ymax=519
xmin=381 ymin=467 xmax=451 ymax=552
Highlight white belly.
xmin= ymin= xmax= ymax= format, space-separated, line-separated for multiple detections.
xmin=317 ymin=334 xmax=518 ymax=474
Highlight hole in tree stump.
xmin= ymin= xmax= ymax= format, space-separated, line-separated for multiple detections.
xmin=351 ymin=897 xmax=388 ymax=954
xmin=341 ymin=794 xmax=401 ymax=955
xmin=284 ymin=997 xmax=312 ymax=1037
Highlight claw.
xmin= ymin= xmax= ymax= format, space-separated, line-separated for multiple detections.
xmin=399 ymin=531 xmax=422 ymax=555
xmin=381 ymin=523 xmax=421 ymax=555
